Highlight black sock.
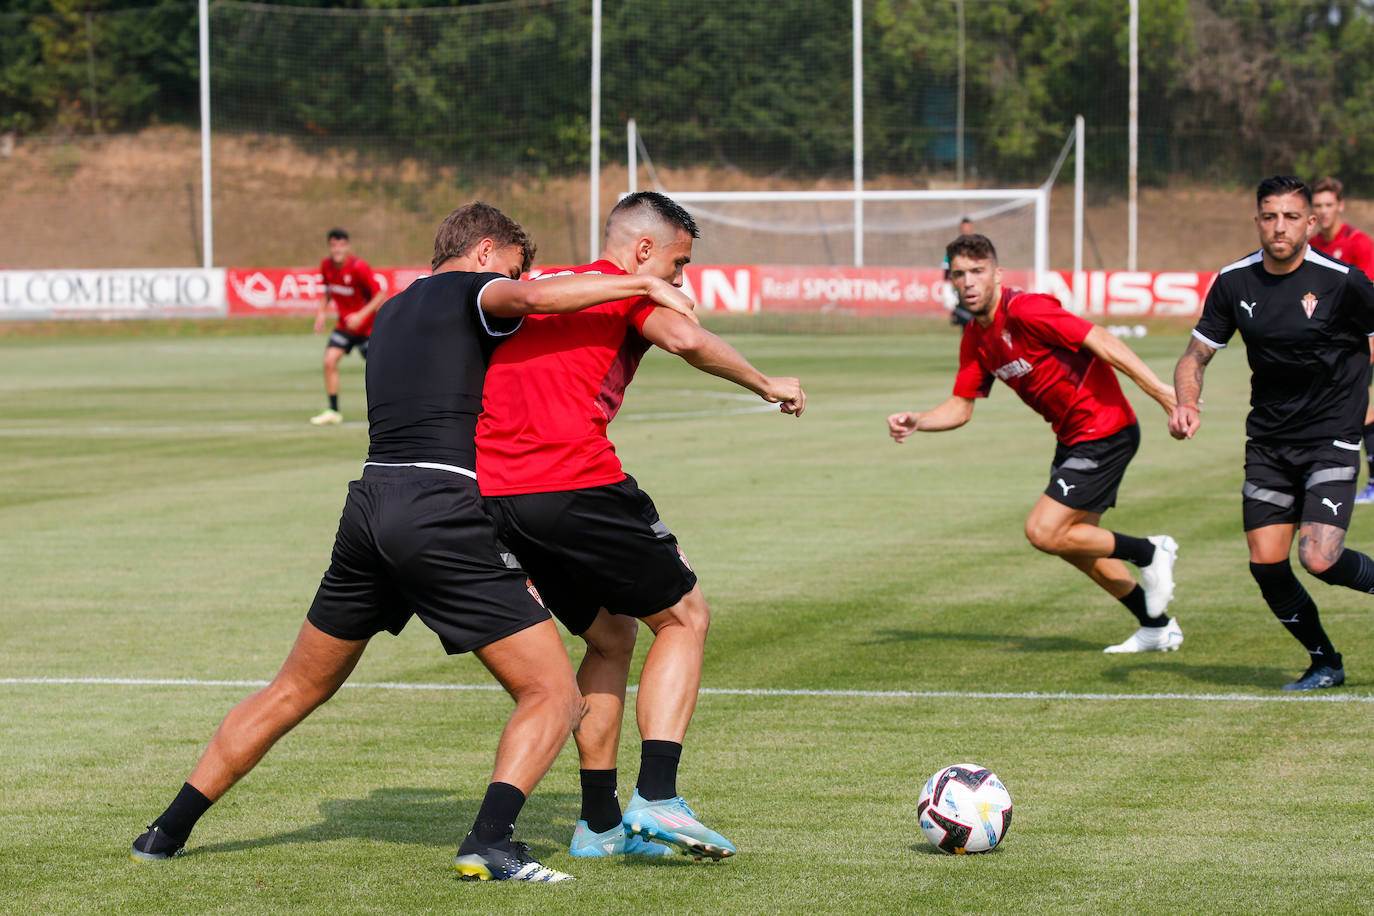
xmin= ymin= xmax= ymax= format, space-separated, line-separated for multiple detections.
xmin=1249 ymin=561 xmax=1338 ymax=659
xmin=1311 ymin=548 xmax=1374 ymax=594
xmin=1117 ymin=585 xmax=1165 ymax=627
xmin=1109 ymin=533 xmax=1156 ymax=567
xmin=636 ymin=740 xmax=683 ymax=802
xmin=328 ymin=394 xmax=339 ymax=412
xmin=152 ymin=782 xmax=213 ymax=843
xmin=579 ymin=768 xmax=622 ymax=833
xmin=469 ymin=781 xmax=525 ymax=847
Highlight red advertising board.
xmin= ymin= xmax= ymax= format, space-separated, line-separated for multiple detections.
xmin=225 ymin=267 xmax=431 ymax=316
xmin=222 ymin=264 xmax=1219 ymax=320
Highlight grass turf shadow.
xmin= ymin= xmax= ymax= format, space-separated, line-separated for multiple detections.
xmin=189 ymin=787 xmax=579 ymax=858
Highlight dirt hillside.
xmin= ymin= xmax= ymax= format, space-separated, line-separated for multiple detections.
xmin=3 ymin=126 xmax=1367 ymax=272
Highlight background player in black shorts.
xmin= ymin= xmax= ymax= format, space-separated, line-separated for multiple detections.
xmin=1171 ymin=175 xmax=1374 ymax=691
xmin=890 ymin=234 xmax=1181 ymax=654
xmin=130 ymin=202 xmax=700 ymax=882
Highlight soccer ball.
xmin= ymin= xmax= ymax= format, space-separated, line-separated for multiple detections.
xmin=917 ymin=763 xmax=1013 ymax=854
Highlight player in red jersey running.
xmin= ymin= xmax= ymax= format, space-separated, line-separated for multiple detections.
xmin=477 ymin=192 xmax=804 ymax=861
xmin=311 ymin=228 xmax=386 ymax=425
xmin=887 ymin=234 xmax=1181 ymax=653
xmin=1309 ymin=177 xmax=1374 ymax=505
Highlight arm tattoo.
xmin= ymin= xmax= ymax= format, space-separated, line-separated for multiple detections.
xmin=1174 ymin=337 xmax=1215 ymax=406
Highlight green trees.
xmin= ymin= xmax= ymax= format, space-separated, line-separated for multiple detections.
xmin=6 ymin=0 xmax=1374 ymax=186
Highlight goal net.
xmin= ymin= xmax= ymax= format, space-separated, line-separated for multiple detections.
xmin=629 ymin=123 xmax=1054 ymax=289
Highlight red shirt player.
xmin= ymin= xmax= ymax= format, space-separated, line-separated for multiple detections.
xmin=887 ymin=233 xmax=1182 ymax=654
xmin=1310 ymin=177 xmax=1374 ymax=276
xmin=476 ymin=192 xmax=803 ymax=861
xmin=310 ymin=227 xmax=385 ymax=425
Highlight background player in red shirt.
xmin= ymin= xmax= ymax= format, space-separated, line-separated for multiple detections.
xmin=1309 ymin=176 xmax=1374 ymax=504
xmin=311 ymin=228 xmax=386 ymax=426
xmin=887 ymin=234 xmax=1181 ymax=653
xmin=477 ymin=192 xmax=804 ymax=861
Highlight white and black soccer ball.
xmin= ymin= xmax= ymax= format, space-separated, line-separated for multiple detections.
xmin=917 ymin=763 xmax=1013 ymax=854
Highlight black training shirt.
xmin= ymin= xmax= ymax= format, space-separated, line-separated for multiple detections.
xmin=1193 ymin=247 xmax=1374 ymax=442
xmin=364 ymin=270 xmax=519 ymax=469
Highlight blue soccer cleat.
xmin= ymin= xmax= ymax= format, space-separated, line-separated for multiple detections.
xmin=569 ymin=819 xmax=674 ymax=857
xmin=1355 ymin=483 xmax=1374 ymax=505
xmin=454 ymin=836 xmax=574 ymax=882
xmin=622 ymin=790 xmax=736 ymax=861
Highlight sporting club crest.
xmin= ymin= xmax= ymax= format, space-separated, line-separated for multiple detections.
xmin=1301 ymin=291 xmax=1318 ymax=319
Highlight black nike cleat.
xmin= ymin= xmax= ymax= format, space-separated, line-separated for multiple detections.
xmin=454 ymin=835 xmax=574 ymax=882
xmin=1282 ymin=661 xmax=1345 ymax=692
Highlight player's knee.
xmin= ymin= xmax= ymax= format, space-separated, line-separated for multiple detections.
xmin=1023 ymin=518 xmax=1062 ymax=555
xmin=585 ymin=614 xmax=638 ymax=662
xmin=647 ymin=590 xmax=710 ymax=641
xmin=1298 ymin=545 xmax=1338 ymax=577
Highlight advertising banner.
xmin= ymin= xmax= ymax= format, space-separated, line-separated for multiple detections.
xmin=224 ymin=267 xmax=430 ymax=316
xmin=0 ymin=268 xmax=226 ymax=319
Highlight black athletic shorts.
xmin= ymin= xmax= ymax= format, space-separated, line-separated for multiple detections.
xmin=1043 ymin=423 xmax=1140 ymax=514
xmin=1242 ymin=437 xmax=1361 ymax=531
xmin=483 ymin=475 xmax=698 ymax=636
xmin=326 ymin=328 xmax=370 ymax=357
xmin=306 ymin=465 xmax=549 ymax=654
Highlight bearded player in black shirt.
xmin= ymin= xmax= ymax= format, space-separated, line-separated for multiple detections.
xmin=129 ymin=203 xmax=700 ymax=881
xmin=1171 ymin=175 xmax=1374 ymax=691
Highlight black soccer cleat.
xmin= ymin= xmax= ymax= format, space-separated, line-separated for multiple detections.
xmin=453 ymin=835 xmax=574 ymax=882
xmin=1282 ymin=661 xmax=1345 ymax=692
xmin=131 ymin=824 xmax=186 ymax=862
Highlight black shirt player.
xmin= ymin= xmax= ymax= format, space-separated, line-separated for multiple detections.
xmin=130 ymin=202 xmax=700 ymax=882
xmin=1171 ymin=175 xmax=1374 ymax=691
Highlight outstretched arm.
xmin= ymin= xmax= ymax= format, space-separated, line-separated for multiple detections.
xmin=887 ymin=396 xmax=976 ymax=443
xmin=481 ymin=274 xmax=699 ymax=322
xmin=1081 ymin=325 xmax=1176 ymax=414
xmin=640 ymin=309 xmax=804 ymax=415
xmin=1169 ymin=335 xmax=1217 ymax=440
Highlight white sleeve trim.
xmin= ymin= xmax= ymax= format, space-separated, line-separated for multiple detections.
xmin=1191 ymin=329 xmax=1227 ymax=350
xmin=475 ymin=277 xmax=522 ymax=338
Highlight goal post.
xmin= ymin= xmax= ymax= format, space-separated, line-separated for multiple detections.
xmin=627 ymin=118 xmax=1085 ymax=297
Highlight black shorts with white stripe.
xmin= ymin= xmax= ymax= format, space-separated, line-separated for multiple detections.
xmin=1243 ymin=437 xmax=1361 ymax=531
xmin=326 ymin=328 xmax=370 ymax=357
xmin=1043 ymin=423 xmax=1140 ymax=514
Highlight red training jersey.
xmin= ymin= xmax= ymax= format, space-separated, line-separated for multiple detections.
xmin=1309 ymin=223 xmax=1374 ymax=277
xmin=953 ymin=287 xmax=1136 ymax=445
xmin=476 ymin=260 xmax=656 ymax=496
xmin=320 ymin=254 xmax=381 ymax=336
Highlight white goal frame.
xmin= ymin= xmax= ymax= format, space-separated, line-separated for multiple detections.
xmin=627 ymin=117 xmax=1087 ymax=294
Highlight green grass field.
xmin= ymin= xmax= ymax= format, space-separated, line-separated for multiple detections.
xmin=2 ymin=322 xmax=1371 ymax=915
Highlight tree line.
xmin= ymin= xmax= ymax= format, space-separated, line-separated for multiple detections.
xmin=4 ymin=0 xmax=1374 ymax=187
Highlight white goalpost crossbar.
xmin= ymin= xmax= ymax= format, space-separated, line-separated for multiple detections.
xmin=626 ymin=118 xmax=1087 ymax=296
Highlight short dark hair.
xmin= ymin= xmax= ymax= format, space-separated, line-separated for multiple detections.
xmin=326 ymin=227 xmax=349 ymax=242
xmin=607 ymin=191 xmax=700 ymax=239
xmin=946 ymin=233 xmax=998 ymax=265
xmin=431 ymin=201 xmax=536 ymax=273
xmin=1313 ymin=176 xmax=1345 ymax=200
xmin=1256 ymin=175 xmax=1312 ymax=209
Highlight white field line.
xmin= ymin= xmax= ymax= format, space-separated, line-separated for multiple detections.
xmin=2 ymin=676 xmax=1371 ymax=704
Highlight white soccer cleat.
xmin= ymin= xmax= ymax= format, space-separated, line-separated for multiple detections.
xmin=1140 ymin=535 xmax=1179 ymax=618
xmin=1104 ymin=617 xmax=1183 ymax=654
xmin=310 ymin=408 xmax=343 ymax=426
